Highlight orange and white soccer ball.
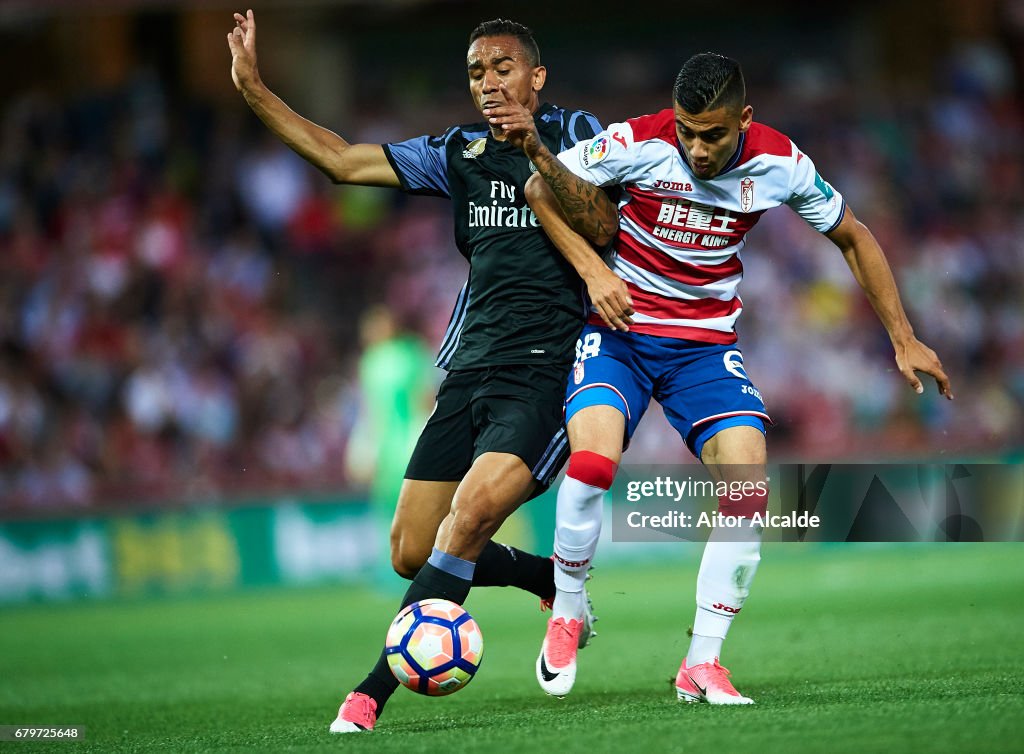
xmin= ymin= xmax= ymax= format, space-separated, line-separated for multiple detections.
xmin=384 ymin=598 xmax=484 ymax=696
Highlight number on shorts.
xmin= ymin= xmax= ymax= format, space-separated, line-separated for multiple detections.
xmin=575 ymin=332 xmax=602 ymax=362
xmin=723 ymin=349 xmax=749 ymax=381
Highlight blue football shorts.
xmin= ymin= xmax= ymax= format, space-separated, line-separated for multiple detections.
xmin=565 ymin=323 xmax=771 ymax=459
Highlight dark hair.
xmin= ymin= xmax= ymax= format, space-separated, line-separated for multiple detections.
xmin=673 ymin=53 xmax=745 ymax=114
xmin=469 ymin=19 xmax=541 ymax=67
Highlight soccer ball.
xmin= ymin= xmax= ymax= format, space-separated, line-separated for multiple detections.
xmin=385 ymin=598 xmax=484 ymax=696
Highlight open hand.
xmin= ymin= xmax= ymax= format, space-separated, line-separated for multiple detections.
xmin=895 ymin=337 xmax=953 ymax=399
xmin=227 ymin=9 xmax=260 ymax=92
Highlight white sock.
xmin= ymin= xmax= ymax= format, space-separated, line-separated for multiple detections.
xmin=687 ymin=517 xmax=762 ymax=666
xmin=552 ymin=474 xmax=604 ymax=622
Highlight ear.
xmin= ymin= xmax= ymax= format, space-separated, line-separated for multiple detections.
xmin=738 ymin=104 xmax=754 ymax=133
xmin=533 ymin=65 xmax=547 ymax=92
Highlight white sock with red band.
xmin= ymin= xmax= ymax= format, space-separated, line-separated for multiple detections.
xmin=552 ymin=451 xmax=616 ymax=622
xmin=687 ymin=494 xmax=766 ymax=666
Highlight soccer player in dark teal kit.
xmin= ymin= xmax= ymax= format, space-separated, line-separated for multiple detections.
xmin=228 ymin=11 xmax=610 ymax=731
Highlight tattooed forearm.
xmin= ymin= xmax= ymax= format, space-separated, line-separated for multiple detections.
xmin=532 ymin=149 xmax=618 ymax=247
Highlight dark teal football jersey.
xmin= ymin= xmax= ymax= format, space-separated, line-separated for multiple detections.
xmin=384 ymin=103 xmax=602 ymax=370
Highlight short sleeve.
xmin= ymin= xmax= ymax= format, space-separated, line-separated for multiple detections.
xmin=785 ymin=146 xmax=845 ymax=233
xmin=556 ymin=121 xmax=637 ymax=187
xmin=383 ymin=129 xmax=455 ymax=198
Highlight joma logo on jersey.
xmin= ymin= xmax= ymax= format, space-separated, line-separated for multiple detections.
xmin=654 ymin=180 xmax=693 ymax=192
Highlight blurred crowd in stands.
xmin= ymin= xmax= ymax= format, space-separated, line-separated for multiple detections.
xmin=0 ymin=35 xmax=1021 ymax=510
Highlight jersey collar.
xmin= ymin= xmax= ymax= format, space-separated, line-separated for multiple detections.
xmin=719 ymin=131 xmax=747 ymax=175
xmin=534 ymin=102 xmax=556 ymax=120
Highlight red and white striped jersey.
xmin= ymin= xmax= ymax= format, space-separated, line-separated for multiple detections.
xmin=557 ymin=109 xmax=845 ymax=343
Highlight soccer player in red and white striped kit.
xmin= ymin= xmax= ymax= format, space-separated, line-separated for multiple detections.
xmin=486 ymin=52 xmax=953 ymax=703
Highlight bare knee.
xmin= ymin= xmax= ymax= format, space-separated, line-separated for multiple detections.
xmin=390 ymin=545 xmax=428 ymax=580
xmin=441 ymin=484 xmax=510 ymax=553
xmin=389 ymin=527 xmax=431 ymax=580
xmin=388 ymin=479 xmax=459 ymax=579
xmin=567 ymin=405 xmax=625 ymax=463
xmin=449 ymin=494 xmax=503 ymax=542
xmin=700 ymin=425 xmax=767 ymax=471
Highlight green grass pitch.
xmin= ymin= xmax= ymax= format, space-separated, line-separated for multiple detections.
xmin=1 ymin=544 xmax=1022 ymax=753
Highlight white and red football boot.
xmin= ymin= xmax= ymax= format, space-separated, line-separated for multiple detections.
xmin=675 ymin=658 xmax=754 ymax=705
xmin=536 ymin=617 xmax=583 ymax=697
xmin=329 ymin=691 xmax=377 ymax=733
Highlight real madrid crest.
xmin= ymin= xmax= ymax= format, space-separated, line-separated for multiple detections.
xmin=462 ymin=138 xmax=487 ymax=159
xmin=740 ymin=177 xmax=754 ymax=213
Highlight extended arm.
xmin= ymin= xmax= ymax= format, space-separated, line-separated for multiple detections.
xmin=827 ymin=208 xmax=953 ymax=399
xmin=525 ymin=174 xmax=633 ymax=331
xmin=484 ymin=84 xmax=618 ymax=247
xmin=227 ymin=10 xmax=399 ymax=187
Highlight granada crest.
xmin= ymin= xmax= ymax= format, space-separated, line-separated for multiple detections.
xmin=740 ymin=177 xmax=754 ymax=213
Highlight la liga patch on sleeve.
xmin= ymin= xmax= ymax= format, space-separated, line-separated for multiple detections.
xmin=581 ymin=136 xmax=610 ymax=168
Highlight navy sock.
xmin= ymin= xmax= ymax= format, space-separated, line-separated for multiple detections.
xmin=353 ymin=555 xmax=473 ymax=717
xmin=473 ymin=541 xmax=555 ymax=601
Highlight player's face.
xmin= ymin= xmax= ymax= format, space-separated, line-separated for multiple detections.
xmin=673 ymin=103 xmax=753 ymax=179
xmin=467 ymin=36 xmax=546 ymax=117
